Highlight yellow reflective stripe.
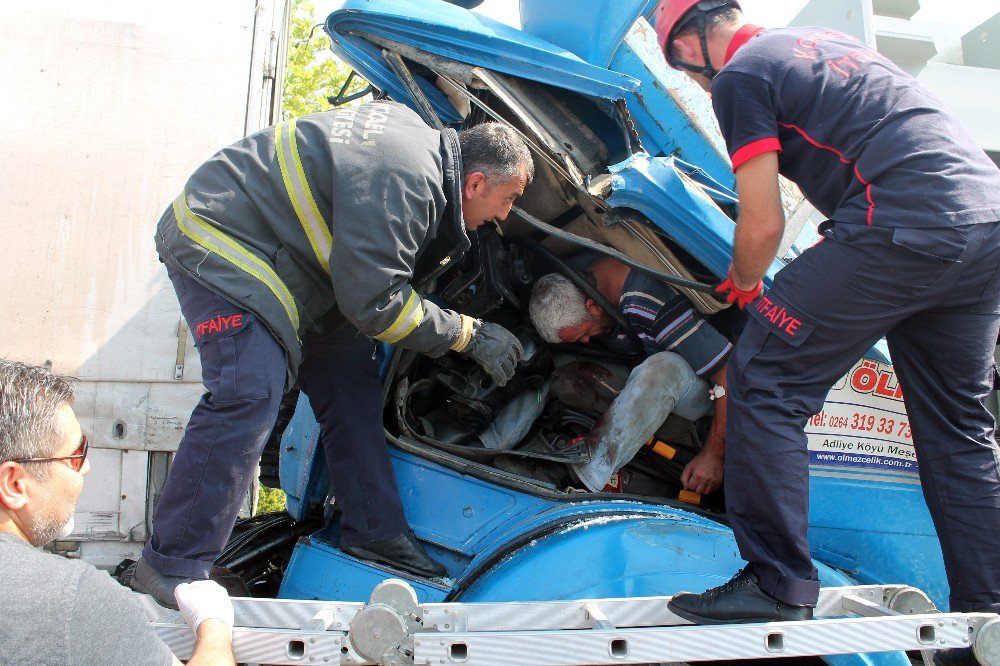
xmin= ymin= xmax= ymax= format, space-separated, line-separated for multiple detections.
xmin=275 ymin=118 xmax=332 ymax=274
xmin=173 ymin=194 xmax=300 ymax=332
xmin=374 ymin=290 xmax=424 ymax=344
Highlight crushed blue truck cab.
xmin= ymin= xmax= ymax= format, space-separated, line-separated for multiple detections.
xmin=271 ymin=2 xmax=952 ymax=663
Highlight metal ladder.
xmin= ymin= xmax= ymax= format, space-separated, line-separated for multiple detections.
xmin=136 ymin=580 xmax=1000 ymax=666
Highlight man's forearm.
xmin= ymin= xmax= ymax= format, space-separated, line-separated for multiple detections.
xmin=731 ymin=152 xmax=785 ymax=289
xmin=185 ymin=620 xmax=235 ymax=666
xmin=705 ymin=366 xmax=728 ymax=456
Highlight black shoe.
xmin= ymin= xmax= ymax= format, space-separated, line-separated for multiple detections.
xmin=342 ymin=531 xmax=448 ymax=578
xmin=667 ymin=567 xmax=814 ymax=624
xmin=124 ymin=558 xmax=195 ymax=610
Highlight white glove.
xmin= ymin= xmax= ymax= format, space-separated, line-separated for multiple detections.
xmin=174 ymin=580 xmax=235 ymax=635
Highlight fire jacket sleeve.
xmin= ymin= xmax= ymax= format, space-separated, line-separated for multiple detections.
xmin=327 ymin=172 xmax=462 ymax=357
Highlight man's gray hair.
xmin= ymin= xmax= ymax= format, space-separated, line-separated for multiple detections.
xmin=0 ymin=360 xmax=75 ymax=469
xmin=458 ymin=122 xmax=535 ymax=185
xmin=529 ymin=273 xmax=591 ymax=344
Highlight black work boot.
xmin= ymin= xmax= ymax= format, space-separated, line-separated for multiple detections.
xmin=124 ymin=558 xmax=196 ymax=610
xmin=342 ymin=531 xmax=448 ymax=578
xmin=667 ymin=567 xmax=814 ymax=624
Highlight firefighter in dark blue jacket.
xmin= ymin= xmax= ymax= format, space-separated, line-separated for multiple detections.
xmin=655 ymin=0 xmax=1000 ymax=627
xmin=128 ymin=101 xmax=534 ymax=608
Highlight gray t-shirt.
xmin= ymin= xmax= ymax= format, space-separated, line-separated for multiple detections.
xmin=0 ymin=532 xmax=173 ymax=665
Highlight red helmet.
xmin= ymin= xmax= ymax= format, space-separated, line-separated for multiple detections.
xmin=654 ymin=0 xmax=741 ymax=56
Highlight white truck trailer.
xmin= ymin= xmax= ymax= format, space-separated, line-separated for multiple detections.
xmin=0 ymin=0 xmax=289 ymax=568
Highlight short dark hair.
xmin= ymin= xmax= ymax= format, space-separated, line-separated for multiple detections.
xmin=458 ymin=122 xmax=535 ymax=185
xmin=0 ymin=360 xmax=75 ymax=467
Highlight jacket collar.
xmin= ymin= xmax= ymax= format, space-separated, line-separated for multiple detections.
xmin=438 ymin=127 xmax=470 ymax=256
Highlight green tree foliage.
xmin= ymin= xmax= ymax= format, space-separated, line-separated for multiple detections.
xmin=257 ymin=485 xmax=287 ymax=514
xmin=282 ymin=0 xmax=369 ymax=120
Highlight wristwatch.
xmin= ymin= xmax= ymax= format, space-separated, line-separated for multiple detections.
xmin=708 ymin=385 xmax=726 ymax=401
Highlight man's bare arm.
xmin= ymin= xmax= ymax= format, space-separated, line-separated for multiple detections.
xmin=171 ymin=580 xmax=236 ymax=665
xmin=681 ymin=366 xmax=729 ymax=495
xmin=730 ymin=151 xmax=785 ymax=289
xmin=179 ymin=620 xmax=235 ymax=666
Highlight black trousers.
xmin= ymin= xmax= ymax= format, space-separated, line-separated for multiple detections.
xmin=725 ymin=221 xmax=1000 ymax=611
xmin=144 ymin=266 xmax=407 ymax=578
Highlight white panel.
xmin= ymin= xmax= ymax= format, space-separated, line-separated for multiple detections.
xmin=790 ymin=0 xmax=876 ymax=46
xmin=72 ymin=447 xmax=125 ymax=540
xmin=905 ymin=62 xmax=1000 ymax=154
xmin=120 ymin=447 xmax=153 ymax=542
xmin=0 ymin=1 xmax=288 ymax=558
xmin=0 ymin=1 xmax=261 ymax=381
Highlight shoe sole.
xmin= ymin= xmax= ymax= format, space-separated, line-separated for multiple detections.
xmin=130 ymin=584 xmax=179 ymax=610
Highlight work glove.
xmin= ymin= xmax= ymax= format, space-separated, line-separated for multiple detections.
xmin=455 ymin=317 xmax=523 ymax=386
xmin=174 ymin=580 xmax=235 ymax=635
xmin=714 ymin=268 xmax=763 ymax=309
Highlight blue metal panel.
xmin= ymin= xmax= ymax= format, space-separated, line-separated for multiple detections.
xmin=324 ymin=0 xmax=640 ymax=116
xmin=278 ymin=536 xmax=451 ymax=603
xmin=387 ymin=447 xmax=558 ymax=555
xmin=459 ymin=508 xmax=740 ymax=601
xmin=607 ymin=19 xmax=735 ymax=190
xmin=518 ymin=0 xmax=652 ymax=68
xmin=279 ymin=396 xmax=327 ymax=521
xmin=809 ymin=473 xmax=948 ymax=610
xmin=605 ymin=153 xmax=784 ymax=283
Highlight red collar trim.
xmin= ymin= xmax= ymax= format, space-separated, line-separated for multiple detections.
xmin=724 ymin=24 xmax=765 ymax=65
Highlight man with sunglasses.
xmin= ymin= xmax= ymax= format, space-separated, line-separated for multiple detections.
xmin=0 ymin=360 xmax=236 ymax=665
xmin=652 ymin=0 xmax=1000 ymax=634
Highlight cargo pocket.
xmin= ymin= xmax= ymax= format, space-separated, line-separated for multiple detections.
xmin=849 ymin=227 xmax=966 ymax=306
xmin=194 ymin=311 xmax=270 ymax=403
xmin=733 ymin=295 xmax=817 ymax=381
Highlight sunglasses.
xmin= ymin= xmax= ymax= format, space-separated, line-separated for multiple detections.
xmin=12 ymin=435 xmax=89 ymax=473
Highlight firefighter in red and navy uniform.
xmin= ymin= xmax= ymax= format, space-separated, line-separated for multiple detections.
xmin=654 ymin=0 xmax=1000 ymax=629
xmin=128 ymin=101 xmax=533 ymax=608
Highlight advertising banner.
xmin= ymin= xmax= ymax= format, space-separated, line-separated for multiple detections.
xmin=808 ymin=358 xmax=918 ymax=475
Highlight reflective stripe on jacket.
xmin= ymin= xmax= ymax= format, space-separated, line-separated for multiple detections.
xmin=155 ymin=101 xmax=469 ymax=387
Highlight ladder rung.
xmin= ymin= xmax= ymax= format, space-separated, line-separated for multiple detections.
xmin=842 ymin=594 xmax=900 ymax=617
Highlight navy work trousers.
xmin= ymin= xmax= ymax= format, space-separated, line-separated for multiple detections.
xmin=725 ymin=221 xmax=1000 ymax=612
xmin=143 ymin=266 xmax=407 ymax=578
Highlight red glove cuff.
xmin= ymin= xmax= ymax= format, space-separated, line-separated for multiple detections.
xmin=715 ymin=271 xmax=763 ymax=309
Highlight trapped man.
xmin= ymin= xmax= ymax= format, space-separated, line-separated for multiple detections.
xmin=529 ymin=257 xmax=731 ymax=495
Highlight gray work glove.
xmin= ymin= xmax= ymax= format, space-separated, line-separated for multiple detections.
xmin=460 ymin=320 xmax=523 ymax=386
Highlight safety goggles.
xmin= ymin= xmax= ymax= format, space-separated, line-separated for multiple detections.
xmin=12 ymin=434 xmax=89 ymax=473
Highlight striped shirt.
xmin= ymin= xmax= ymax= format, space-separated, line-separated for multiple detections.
xmin=603 ymin=271 xmax=732 ymax=377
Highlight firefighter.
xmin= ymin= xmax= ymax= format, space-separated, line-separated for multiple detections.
xmin=129 ymin=101 xmax=533 ymax=608
xmin=654 ymin=0 xmax=1000 ymax=626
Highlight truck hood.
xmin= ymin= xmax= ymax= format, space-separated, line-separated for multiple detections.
xmin=324 ymin=0 xmax=640 ymax=124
